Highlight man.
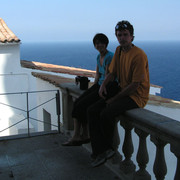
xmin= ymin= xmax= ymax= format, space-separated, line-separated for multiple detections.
xmin=88 ymin=20 xmax=150 ymax=167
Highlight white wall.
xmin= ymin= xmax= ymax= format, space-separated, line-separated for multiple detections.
xmin=35 ymin=78 xmax=59 ymax=132
xmin=0 ymin=43 xmax=21 ymax=74
xmin=149 ymin=86 xmax=161 ymax=95
xmin=0 ymin=43 xmax=38 ymax=136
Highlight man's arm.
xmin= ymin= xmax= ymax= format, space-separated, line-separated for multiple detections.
xmin=99 ymin=73 xmax=115 ymax=99
xmin=106 ymin=82 xmax=140 ymax=104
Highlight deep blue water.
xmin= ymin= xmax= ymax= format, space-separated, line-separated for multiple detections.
xmin=20 ymin=41 xmax=180 ymax=101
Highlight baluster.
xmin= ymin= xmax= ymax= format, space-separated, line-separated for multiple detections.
xmin=111 ymin=119 xmax=122 ymax=164
xmin=151 ymin=136 xmax=167 ymax=180
xmin=133 ymin=128 xmax=151 ymax=180
xmin=119 ymin=119 xmax=135 ymax=174
xmin=170 ymin=144 xmax=180 ymax=180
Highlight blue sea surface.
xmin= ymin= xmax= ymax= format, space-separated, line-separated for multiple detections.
xmin=20 ymin=41 xmax=180 ymax=101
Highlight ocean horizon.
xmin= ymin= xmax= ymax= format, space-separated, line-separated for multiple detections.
xmin=20 ymin=40 xmax=180 ymax=101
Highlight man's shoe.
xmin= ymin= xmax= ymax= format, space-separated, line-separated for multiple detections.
xmin=81 ymin=138 xmax=90 ymax=144
xmin=106 ymin=149 xmax=115 ymax=159
xmin=90 ymin=153 xmax=97 ymax=160
xmin=91 ymin=153 xmax=106 ymax=167
xmin=91 ymin=149 xmax=115 ymax=168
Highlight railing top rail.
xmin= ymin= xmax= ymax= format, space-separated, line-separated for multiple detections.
xmin=123 ymin=108 xmax=180 ymax=144
xmin=0 ymin=89 xmax=58 ymax=96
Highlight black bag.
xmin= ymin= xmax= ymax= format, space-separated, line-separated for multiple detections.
xmin=75 ymin=76 xmax=90 ymax=90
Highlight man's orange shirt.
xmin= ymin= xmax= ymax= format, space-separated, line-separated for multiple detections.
xmin=109 ymin=45 xmax=150 ymax=108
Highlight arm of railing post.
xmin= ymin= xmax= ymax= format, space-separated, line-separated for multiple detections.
xmin=26 ymin=92 xmax=30 ymax=137
xmin=151 ymin=136 xmax=167 ymax=180
xmin=119 ymin=118 xmax=136 ymax=174
xmin=134 ymin=128 xmax=151 ymax=180
xmin=56 ymin=90 xmax=61 ymax=133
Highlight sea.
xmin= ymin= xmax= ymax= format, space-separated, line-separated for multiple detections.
xmin=20 ymin=41 xmax=180 ymax=101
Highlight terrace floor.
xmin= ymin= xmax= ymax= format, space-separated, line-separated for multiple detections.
xmin=0 ymin=133 xmax=121 ymax=180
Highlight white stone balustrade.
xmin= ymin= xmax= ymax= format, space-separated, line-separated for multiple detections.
xmin=59 ymin=82 xmax=180 ymax=180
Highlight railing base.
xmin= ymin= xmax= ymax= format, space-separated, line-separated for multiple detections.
xmin=119 ymin=159 xmax=136 ymax=174
xmin=0 ymin=130 xmax=59 ymax=141
xmin=133 ymin=170 xmax=151 ymax=180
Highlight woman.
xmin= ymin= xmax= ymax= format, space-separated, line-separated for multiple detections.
xmin=62 ymin=33 xmax=114 ymax=146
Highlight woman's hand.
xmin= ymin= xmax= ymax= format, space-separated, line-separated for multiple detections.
xmin=99 ymin=84 xmax=107 ymax=99
xmin=99 ymin=73 xmax=115 ymax=99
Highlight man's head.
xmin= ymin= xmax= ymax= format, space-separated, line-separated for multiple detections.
xmin=115 ymin=21 xmax=134 ymax=37
xmin=115 ymin=21 xmax=134 ymax=42
xmin=115 ymin=21 xmax=134 ymax=48
xmin=93 ymin=33 xmax=109 ymax=48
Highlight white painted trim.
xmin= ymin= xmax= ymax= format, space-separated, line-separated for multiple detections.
xmin=0 ymin=42 xmax=21 ymax=46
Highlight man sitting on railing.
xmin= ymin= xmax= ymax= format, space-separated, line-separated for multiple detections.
xmin=88 ymin=20 xmax=150 ymax=167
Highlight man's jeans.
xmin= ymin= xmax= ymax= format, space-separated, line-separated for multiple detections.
xmin=88 ymin=96 xmax=138 ymax=156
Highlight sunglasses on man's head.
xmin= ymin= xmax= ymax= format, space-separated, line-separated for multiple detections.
xmin=115 ymin=23 xmax=128 ymax=30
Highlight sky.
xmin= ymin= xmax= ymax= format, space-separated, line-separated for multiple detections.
xmin=1 ymin=0 xmax=180 ymax=42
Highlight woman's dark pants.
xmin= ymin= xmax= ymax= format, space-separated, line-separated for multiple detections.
xmin=72 ymin=83 xmax=100 ymax=123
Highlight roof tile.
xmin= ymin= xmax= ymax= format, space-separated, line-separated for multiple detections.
xmin=21 ymin=60 xmax=96 ymax=78
xmin=0 ymin=18 xmax=20 ymax=43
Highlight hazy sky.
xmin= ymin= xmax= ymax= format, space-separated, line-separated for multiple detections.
xmin=1 ymin=0 xmax=180 ymax=42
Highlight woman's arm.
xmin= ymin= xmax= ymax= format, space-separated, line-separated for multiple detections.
xmin=94 ymin=65 xmax=100 ymax=84
xmin=105 ymin=64 xmax=110 ymax=77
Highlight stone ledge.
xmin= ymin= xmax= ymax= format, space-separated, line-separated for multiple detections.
xmin=117 ymin=108 xmax=180 ymax=144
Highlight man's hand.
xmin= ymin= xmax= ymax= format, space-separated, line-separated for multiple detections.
xmin=106 ymin=97 xmax=114 ymax=105
xmin=99 ymin=84 xmax=107 ymax=99
xmin=106 ymin=95 xmax=118 ymax=105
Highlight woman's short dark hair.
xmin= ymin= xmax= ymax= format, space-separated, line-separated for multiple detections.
xmin=115 ymin=20 xmax=134 ymax=36
xmin=93 ymin=33 xmax=109 ymax=47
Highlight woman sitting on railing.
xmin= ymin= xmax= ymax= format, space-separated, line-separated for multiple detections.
xmin=62 ymin=33 xmax=114 ymax=146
